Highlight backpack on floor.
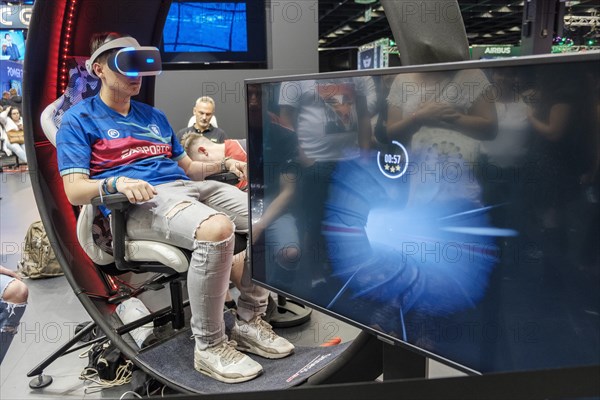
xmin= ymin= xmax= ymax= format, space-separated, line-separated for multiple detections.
xmin=17 ymin=221 xmax=63 ymax=279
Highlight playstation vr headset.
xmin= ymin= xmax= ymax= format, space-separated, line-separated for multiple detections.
xmin=85 ymin=36 xmax=162 ymax=78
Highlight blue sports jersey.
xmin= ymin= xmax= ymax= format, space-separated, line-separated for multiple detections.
xmin=57 ymin=94 xmax=189 ymax=185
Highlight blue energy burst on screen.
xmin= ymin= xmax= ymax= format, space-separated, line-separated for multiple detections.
xmin=163 ymin=2 xmax=248 ymax=52
xmin=323 ymin=152 xmax=518 ymax=332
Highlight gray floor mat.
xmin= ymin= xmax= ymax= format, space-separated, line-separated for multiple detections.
xmin=136 ymin=328 xmax=350 ymax=393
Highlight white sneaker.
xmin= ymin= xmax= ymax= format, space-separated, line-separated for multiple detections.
xmin=194 ymin=340 xmax=263 ymax=383
xmin=232 ymin=316 xmax=295 ymax=359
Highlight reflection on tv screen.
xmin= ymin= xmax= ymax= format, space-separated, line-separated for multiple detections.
xmin=163 ymin=2 xmax=248 ymax=52
xmin=248 ymin=53 xmax=600 ymax=374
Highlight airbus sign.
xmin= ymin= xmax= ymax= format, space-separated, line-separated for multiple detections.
xmin=484 ymin=47 xmax=512 ymax=54
xmin=470 ymin=45 xmax=520 ymax=59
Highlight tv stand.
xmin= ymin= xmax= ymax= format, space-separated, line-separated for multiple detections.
xmin=382 ymin=341 xmax=427 ymax=380
xmin=306 ymin=331 xmax=427 ymax=385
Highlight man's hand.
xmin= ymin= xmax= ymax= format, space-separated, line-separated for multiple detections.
xmin=115 ymin=177 xmax=157 ymax=204
xmin=225 ymin=158 xmax=247 ymax=181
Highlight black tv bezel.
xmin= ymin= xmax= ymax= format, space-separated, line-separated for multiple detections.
xmin=245 ymin=51 xmax=600 ymax=376
xmin=160 ymin=0 xmax=267 ymax=70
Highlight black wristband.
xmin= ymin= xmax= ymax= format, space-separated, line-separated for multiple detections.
xmin=221 ymin=157 xmax=231 ymax=173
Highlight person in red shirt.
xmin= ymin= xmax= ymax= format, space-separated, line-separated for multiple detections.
xmin=181 ymin=132 xmax=248 ymax=191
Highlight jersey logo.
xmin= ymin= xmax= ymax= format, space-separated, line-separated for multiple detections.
xmin=107 ymin=129 xmax=120 ymax=138
xmin=149 ymin=124 xmax=161 ymax=137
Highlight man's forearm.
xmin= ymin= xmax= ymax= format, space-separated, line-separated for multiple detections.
xmin=185 ymin=160 xmax=223 ymax=181
xmin=62 ymin=174 xmax=107 ymax=205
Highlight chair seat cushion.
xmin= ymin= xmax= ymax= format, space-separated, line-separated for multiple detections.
xmin=77 ymin=204 xmax=188 ymax=273
xmin=125 ymin=240 xmax=189 ymax=273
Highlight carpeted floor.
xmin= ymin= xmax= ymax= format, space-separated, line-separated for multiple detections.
xmin=137 ymin=327 xmax=351 ymax=394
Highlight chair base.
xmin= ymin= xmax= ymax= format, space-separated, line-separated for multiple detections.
xmin=269 ymin=296 xmax=312 ymax=328
xmin=28 ymin=375 xmax=53 ymax=389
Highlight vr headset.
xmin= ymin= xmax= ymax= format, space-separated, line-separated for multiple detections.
xmin=85 ymin=37 xmax=162 ymax=78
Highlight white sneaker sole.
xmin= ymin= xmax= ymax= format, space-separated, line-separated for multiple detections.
xmin=194 ymin=359 xmax=262 ymax=383
xmin=235 ymin=341 xmax=294 ymax=359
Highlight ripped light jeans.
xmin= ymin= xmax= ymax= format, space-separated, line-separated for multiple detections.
xmin=125 ymin=180 xmax=269 ymax=350
xmin=0 ymin=275 xmax=27 ymax=364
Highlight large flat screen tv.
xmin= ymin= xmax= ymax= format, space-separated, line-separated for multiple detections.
xmin=247 ymin=52 xmax=600 ymax=374
xmin=161 ymin=0 xmax=267 ymax=69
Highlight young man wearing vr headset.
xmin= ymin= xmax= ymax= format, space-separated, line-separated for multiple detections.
xmin=56 ymin=32 xmax=294 ymax=384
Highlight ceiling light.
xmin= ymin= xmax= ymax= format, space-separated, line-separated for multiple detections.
xmin=467 ymin=32 xmax=479 ymax=38
xmin=354 ymin=15 xmax=366 ymax=22
xmin=509 ymin=26 xmax=521 ymax=31
xmin=376 ymin=6 xmax=385 ymax=12
xmin=497 ymin=6 xmax=511 ymax=12
xmin=341 ymin=25 xmax=353 ymax=31
xmin=483 ymin=33 xmax=493 ymax=38
xmin=480 ymin=12 xmax=493 ymax=18
xmin=319 ymin=39 xmax=327 ymax=44
xmin=326 ymin=32 xmax=338 ymax=38
xmin=496 ymin=30 xmax=506 ymax=35
xmin=334 ymin=29 xmax=346 ymax=35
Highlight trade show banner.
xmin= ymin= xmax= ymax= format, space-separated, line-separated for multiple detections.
xmin=1 ymin=29 xmax=26 ymax=62
xmin=470 ymin=45 xmax=521 ymax=59
xmin=1 ymin=59 xmax=23 ymax=94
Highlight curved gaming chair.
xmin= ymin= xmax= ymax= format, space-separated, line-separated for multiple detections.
xmin=21 ymin=2 xmax=335 ymax=392
xmin=20 ymin=2 xmax=240 ymax=391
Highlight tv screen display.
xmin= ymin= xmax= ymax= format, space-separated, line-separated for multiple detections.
xmin=0 ymin=29 xmax=26 ymax=62
xmin=247 ymin=52 xmax=600 ymax=374
xmin=161 ymin=0 xmax=266 ymax=68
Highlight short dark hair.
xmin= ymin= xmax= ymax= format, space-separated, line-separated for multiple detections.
xmin=89 ymin=32 xmax=130 ymax=64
